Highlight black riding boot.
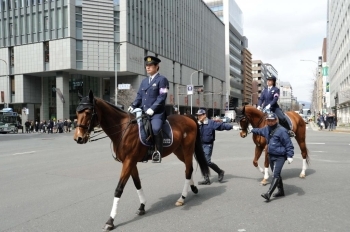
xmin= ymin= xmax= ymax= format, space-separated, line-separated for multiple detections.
xmin=280 ymin=119 xmax=295 ymax=137
xmin=198 ymin=174 xmax=211 ymax=185
xmin=273 ymin=177 xmax=285 ymax=197
xmin=153 ymin=131 xmax=163 ymax=163
xmin=261 ymin=177 xmax=279 ymax=201
xmin=209 ymin=163 xmax=225 ymax=182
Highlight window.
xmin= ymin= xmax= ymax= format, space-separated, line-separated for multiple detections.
xmin=32 ymin=13 xmax=36 ymax=33
xmin=114 ymin=11 xmax=119 ymax=32
xmin=38 ymin=12 xmax=42 ymax=32
xmin=50 ymin=9 xmax=54 ymax=29
xmin=9 ymin=23 xmax=13 ymax=36
xmin=76 ymin=40 xmax=83 ymax=61
xmin=57 ymin=8 xmax=62 ymax=29
xmin=76 ymin=7 xmax=82 ymax=28
xmin=44 ymin=41 xmax=49 ymax=62
xmin=9 ymin=47 xmax=14 ymax=66
xmin=63 ymin=7 xmax=68 ymax=28
xmin=44 ymin=16 xmax=49 ymax=31
xmin=26 ymin=14 xmax=30 ymax=33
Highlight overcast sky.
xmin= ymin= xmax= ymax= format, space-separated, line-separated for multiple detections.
xmin=235 ymin=0 xmax=328 ymax=102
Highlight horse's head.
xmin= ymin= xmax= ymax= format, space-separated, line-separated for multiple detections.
xmin=74 ymin=90 xmax=99 ymax=144
xmin=234 ymin=106 xmax=250 ymax=138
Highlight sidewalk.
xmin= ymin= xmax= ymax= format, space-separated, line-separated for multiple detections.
xmin=309 ymin=121 xmax=350 ymax=133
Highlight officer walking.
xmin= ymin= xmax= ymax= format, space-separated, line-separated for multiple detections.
xmin=128 ymin=56 xmax=169 ymax=163
xmin=251 ymin=113 xmax=294 ymax=202
xmin=257 ymin=75 xmax=295 ymax=137
xmin=196 ymin=109 xmax=233 ymax=185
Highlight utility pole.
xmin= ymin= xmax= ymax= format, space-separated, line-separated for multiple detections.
xmin=114 ymin=43 xmax=122 ymax=105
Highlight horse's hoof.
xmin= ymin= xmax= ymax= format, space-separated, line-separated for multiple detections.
xmin=190 ymin=185 xmax=198 ymax=194
xmin=260 ymin=180 xmax=268 ymax=186
xmin=175 ymin=201 xmax=184 ymax=206
xmin=102 ymin=224 xmax=114 ymax=231
xmin=299 ymin=174 xmax=306 ymax=178
xmin=135 ymin=209 xmax=146 ymax=215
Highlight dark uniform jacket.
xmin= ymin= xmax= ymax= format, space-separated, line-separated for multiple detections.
xmin=199 ymin=119 xmax=233 ymax=144
xmin=258 ymin=86 xmax=280 ymax=111
xmin=132 ymin=73 xmax=169 ymax=120
xmin=251 ymin=125 xmax=294 ymax=158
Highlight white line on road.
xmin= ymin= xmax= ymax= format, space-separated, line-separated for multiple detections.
xmin=12 ymin=151 xmax=36 ymax=156
xmin=307 ymin=143 xmax=326 ymax=144
xmin=311 ymin=151 xmax=325 ymax=152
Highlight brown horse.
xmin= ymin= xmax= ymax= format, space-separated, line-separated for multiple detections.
xmin=73 ymin=90 xmax=209 ymax=231
xmin=234 ymin=105 xmax=310 ymax=185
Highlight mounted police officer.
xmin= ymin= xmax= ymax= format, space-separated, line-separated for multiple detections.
xmin=251 ymin=112 xmax=294 ymax=202
xmin=128 ymin=56 xmax=169 ymax=163
xmin=257 ymin=75 xmax=295 ymax=137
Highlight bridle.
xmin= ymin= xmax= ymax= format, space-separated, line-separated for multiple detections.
xmin=76 ymin=100 xmax=97 ymax=133
xmin=237 ymin=109 xmax=266 ymax=134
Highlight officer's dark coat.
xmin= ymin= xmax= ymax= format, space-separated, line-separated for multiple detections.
xmin=132 ymin=73 xmax=169 ymax=120
xmin=258 ymin=86 xmax=280 ymax=111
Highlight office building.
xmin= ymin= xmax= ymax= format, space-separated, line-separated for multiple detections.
xmin=0 ymin=0 xmax=225 ymax=124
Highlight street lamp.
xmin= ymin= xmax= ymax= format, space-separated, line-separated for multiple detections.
xmin=114 ymin=43 xmax=122 ymax=105
xmin=0 ymin=58 xmax=9 ymax=107
xmin=190 ymin=69 xmax=203 ymax=114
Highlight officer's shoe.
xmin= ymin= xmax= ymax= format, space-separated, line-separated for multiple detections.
xmin=218 ymin=170 xmax=225 ymax=182
xmin=288 ymin=130 xmax=295 ymax=137
xmin=198 ymin=175 xmax=211 ymax=185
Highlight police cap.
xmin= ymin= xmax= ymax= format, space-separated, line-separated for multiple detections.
xmin=267 ymin=75 xmax=277 ymax=82
xmin=266 ymin=113 xmax=277 ymax=120
xmin=144 ymin=56 xmax=161 ymax=65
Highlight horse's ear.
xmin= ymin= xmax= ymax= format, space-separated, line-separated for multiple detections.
xmin=242 ymin=105 xmax=245 ymax=114
xmin=89 ymin=90 xmax=94 ymax=103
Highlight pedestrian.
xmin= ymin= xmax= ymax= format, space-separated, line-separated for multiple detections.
xmin=196 ymin=109 xmax=233 ymax=185
xmin=250 ymin=112 xmax=294 ymax=202
xmin=127 ymin=56 xmax=169 ymax=163
xmin=257 ymin=75 xmax=295 ymax=137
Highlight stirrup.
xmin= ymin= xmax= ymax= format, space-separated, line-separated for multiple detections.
xmin=152 ymin=150 xmax=161 ymax=163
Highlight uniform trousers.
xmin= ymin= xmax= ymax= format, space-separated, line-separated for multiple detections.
xmin=202 ymin=143 xmax=214 ymax=165
xmin=269 ymin=155 xmax=286 ymax=178
xmin=151 ymin=118 xmax=163 ymax=135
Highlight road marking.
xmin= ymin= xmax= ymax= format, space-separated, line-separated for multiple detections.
xmin=12 ymin=151 xmax=36 ymax=156
xmin=312 ymin=151 xmax=325 ymax=153
xmin=307 ymin=143 xmax=325 ymax=144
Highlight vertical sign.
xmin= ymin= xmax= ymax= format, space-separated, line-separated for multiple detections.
xmin=187 ymin=85 xmax=193 ymax=95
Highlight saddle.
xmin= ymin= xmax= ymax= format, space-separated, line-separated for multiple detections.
xmin=132 ymin=108 xmax=173 ymax=162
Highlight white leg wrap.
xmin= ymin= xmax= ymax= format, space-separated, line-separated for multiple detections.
xmin=257 ymin=165 xmax=264 ymax=173
xmin=110 ymin=197 xmax=120 ymax=219
xmin=264 ymin=167 xmax=269 ymax=180
xmin=137 ymin=188 xmax=147 ymax=205
xmin=302 ymin=159 xmax=307 ymax=171
xmin=189 ymin=177 xmax=194 ymax=186
xmin=181 ymin=179 xmax=191 ymax=198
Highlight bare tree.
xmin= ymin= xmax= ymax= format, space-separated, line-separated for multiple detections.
xmin=112 ymin=88 xmax=137 ymax=107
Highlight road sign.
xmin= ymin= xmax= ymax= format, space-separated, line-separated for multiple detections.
xmin=118 ymin=84 xmax=131 ymax=90
xmin=187 ymin=85 xmax=194 ymax=95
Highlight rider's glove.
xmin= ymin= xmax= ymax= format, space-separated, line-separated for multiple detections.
xmin=257 ymin=106 xmax=261 ymax=110
xmin=198 ymin=120 xmax=202 ymax=125
xmin=265 ymin=104 xmax=271 ymax=110
xmin=127 ymin=106 xmax=134 ymax=113
xmin=146 ymin=108 xmax=154 ymax=116
xmin=287 ymin=157 xmax=293 ymax=164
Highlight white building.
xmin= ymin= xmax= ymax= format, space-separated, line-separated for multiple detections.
xmin=328 ymin=0 xmax=350 ymax=124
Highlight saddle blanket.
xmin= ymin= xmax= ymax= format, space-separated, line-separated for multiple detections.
xmin=133 ymin=108 xmax=173 ymax=147
xmin=285 ymin=113 xmax=293 ymax=129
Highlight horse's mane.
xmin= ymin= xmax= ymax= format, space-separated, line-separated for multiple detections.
xmin=96 ymin=97 xmax=130 ymax=116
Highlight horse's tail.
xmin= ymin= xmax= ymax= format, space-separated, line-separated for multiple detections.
xmin=185 ymin=115 xmax=210 ymax=177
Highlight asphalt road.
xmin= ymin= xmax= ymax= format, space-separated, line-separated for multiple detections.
xmin=1 ymin=125 xmax=350 ymax=232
